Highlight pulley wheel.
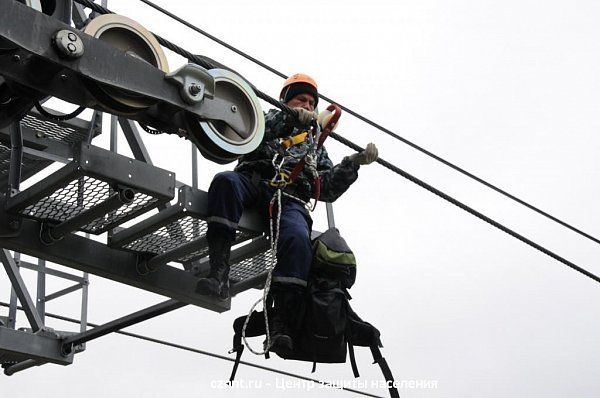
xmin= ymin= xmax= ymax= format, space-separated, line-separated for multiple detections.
xmin=83 ymin=14 xmax=169 ymax=112
xmin=186 ymin=69 xmax=264 ymax=164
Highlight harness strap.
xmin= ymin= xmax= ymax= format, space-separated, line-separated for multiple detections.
xmin=280 ymin=131 xmax=308 ymax=149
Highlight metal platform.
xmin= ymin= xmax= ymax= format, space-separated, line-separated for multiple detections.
xmin=109 ymin=185 xmax=264 ymax=269
xmin=0 ymin=327 xmax=74 ymax=369
xmin=0 ymin=109 xmax=99 ymax=186
xmin=5 ymin=143 xmax=175 ymax=236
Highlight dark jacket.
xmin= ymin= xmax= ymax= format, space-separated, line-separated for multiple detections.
xmin=235 ymin=109 xmax=360 ymax=203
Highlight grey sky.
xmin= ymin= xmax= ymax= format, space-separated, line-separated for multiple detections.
xmin=2 ymin=1 xmax=600 ymax=397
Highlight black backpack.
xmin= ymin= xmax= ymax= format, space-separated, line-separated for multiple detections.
xmin=229 ymin=228 xmax=399 ymax=398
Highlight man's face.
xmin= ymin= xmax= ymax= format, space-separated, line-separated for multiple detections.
xmin=286 ymin=93 xmax=316 ymax=112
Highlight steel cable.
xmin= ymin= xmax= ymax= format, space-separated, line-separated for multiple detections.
xmin=70 ymin=0 xmax=600 ymax=284
xmin=71 ymin=0 xmax=296 ymax=117
xmin=123 ymin=0 xmax=600 ymax=246
xmin=329 ymin=132 xmax=600 ymax=285
xmin=0 ymin=302 xmax=385 ymax=398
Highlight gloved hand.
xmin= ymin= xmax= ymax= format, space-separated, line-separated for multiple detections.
xmin=349 ymin=143 xmax=378 ymax=165
xmin=293 ymin=107 xmax=318 ymax=126
xmin=317 ymin=109 xmax=339 ymax=131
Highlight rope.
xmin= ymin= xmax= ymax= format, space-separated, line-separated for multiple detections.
xmin=124 ymin=0 xmax=600 ymax=247
xmin=329 ymin=132 xmax=600 ymax=286
xmin=34 ymin=102 xmax=86 ymax=122
xmin=0 ymin=302 xmax=385 ymax=398
xmin=241 ymin=152 xmax=287 ymax=355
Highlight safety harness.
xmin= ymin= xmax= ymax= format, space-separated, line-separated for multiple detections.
xmin=269 ymin=104 xmax=342 ymax=210
xmin=240 ymin=105 xmax=342 ymax=355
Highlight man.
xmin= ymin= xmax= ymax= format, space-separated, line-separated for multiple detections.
xmin=196 ymin=73 xmax=378 ymax=354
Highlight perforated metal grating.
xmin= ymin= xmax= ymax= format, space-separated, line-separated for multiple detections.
xmin=20 ymin=176 xmax=158 ymax=234
xmin=123 ymin=215 xmax=256 ymax=264
xmin=21 ymin=114 xmax=88 ymax=145
xmin=230 ymin=249 xmax=274 ymax=283
xmin=124 ymin=216 xmax=209 ymax=255
xmin=0 ymin=141 xmax=52 ymax=179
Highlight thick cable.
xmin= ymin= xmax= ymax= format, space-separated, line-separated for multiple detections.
xmin=0 ymin=302 xmax=384 ymax=398
xmin=329 ymin=132 xmax=600 ymax=285
xmin=70 ymin=0 xmax=295 ymax=117
xmin=122 ymin=0 xmax=600 ymax=246
xmin=71 ymin=0 xmax=600 ymax=280
xmin=34 ymin=102 xmax=86 ymax=122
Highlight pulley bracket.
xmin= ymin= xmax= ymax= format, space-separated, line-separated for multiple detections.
xmin=165 ymin=63 xmax=215 ymax=105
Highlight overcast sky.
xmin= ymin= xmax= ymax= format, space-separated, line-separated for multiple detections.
xmin=3 ymin=1 xmax=600 ymax=397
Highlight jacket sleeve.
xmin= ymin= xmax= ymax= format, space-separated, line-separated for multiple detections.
xmin=263 ymin=109 xmax=298 ymax=140
xmin=316 ymin=146 xmax=360 ymax=203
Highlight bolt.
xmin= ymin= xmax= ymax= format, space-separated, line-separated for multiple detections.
xmin=231 ymin=105 xmax=238 ymax=113
xmin=189 ymin=83 xmax=201 ymax=96
xmin=36 ymin=132 xmax=44 ymax=138
xmin=12 ymin=54 xmax=20 ymax=62
xmin=53 ymin=30 xmax=84 ymax=59
xmin=60 ymin=74 xmax=68 ymax=81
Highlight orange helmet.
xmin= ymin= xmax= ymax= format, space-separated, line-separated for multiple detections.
xmin=280 ymin=73 xmax=319 ymax=106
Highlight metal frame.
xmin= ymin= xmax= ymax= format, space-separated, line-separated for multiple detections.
xmin=108 ymin=185 xmax=264 ymax=268
xmin=0 ymin=0 xmax=338 ymax=377
xmin=0 ymin=217 xmax=231 ymax=311
xmin=0 ymin=249 xmax=44 ymax=332
xmin=5 ymin=143 xmax=176 ymax=235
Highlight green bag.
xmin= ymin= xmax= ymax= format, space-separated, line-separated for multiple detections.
xmin=312 ymin=228 xmax=357 ymax=289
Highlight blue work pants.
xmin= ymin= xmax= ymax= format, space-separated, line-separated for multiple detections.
xmin=207 ymin=171 xmax=312 ymax=286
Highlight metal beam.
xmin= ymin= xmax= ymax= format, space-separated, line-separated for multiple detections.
xmin=36 ymin=259 xmax=45 ymax=322
xmin=118 ymin=118 xmax=153 ymax=165
xmin=326 ymin=202 xmax=336 ymax=229
xmin=21 ymin=146 xmax=70 ymax=164
xmin=72 ymin=2 xmax=88 ymax=29
xmin=44 ymin=283 xmax=83 ymax=303
xmin=80 ymin=272 xmax=89 ymax=335
xmin=0 ymin=249 xmax=44 ymax=332
xmin=4 ymin=359 xmax=45 ymax=376
xmin=0 ymin=1 xmax=192 ymax=132
xmin=7 ymin=282 xmax=17 ymax=329
xmin=62 ymin=299 xmax=186 ymax=350
xmin=17 ymin=260 xmax=87 ymax=283
xmin=8 ymin=122 xmax=23 ymax=195
xmin=192 ymin=144 xmax=198 ymax=189
xmin=86 ymin=110 xmax=103 ymax=144
xmin=6 ymin=252 xmax=19 ymax=329
xmin=0 ymin=326 xmax=73 ymax=365
xmin=0 ymin=219 xmax=230 ymax=312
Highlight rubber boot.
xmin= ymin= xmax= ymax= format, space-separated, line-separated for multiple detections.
xmin=268 ymin=283 xmax=305 ymax=357
xmin=196 ymin=233 xmax=233 ymax=300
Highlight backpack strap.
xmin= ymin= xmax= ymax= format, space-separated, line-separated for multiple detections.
xmin=228 ymin=331 xmax=244 ymax=382
xmin=369 ymin=343 xmax=399 ymax=398
xmin=348 ymin=341 xmax=360 ymax=378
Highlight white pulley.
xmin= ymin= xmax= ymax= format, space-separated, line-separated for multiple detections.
xmin=83 ymin=14 xmax=169 ymax=112
xmin=186 ymin=69 xmax=264 ymax=164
